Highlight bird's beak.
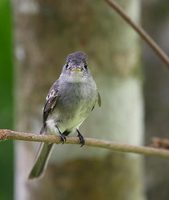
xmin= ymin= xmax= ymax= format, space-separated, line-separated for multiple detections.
xmin=71 ymin=67 xmax=82 ymax=72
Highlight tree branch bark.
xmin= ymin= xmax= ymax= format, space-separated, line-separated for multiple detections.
xmin=105 ymin=0 xmax=169 ymax=68
xmin=151 ymin=137 xmax=169 ymax=150
xmin=1 ymin=129 xmax=169 ymax=159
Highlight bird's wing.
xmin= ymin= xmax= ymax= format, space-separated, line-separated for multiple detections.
xmin=97 ymin=92 xmax=101 ymax=107
xmin=41 ymin=80 xmax=59 ymax=134
xmin=91 ymin=92 xmax=101 ymax=111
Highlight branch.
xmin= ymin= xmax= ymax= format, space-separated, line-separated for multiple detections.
xmin=1 ymin=129 xmax=169 ymax=159
xmin=105 ymin=0 xmax=169 ymax=68
xmin=151 ymin=137 xmax=169 ymax=150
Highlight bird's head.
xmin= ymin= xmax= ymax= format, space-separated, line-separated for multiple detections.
xmin=61 ymin=51 xmax=90 ymax=82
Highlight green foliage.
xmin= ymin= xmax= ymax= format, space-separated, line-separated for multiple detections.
xmin=0 ymin=0 xmax=13 ymax=199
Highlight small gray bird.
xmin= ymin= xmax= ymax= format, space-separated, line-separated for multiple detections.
xmin=28 ymin=51 xmax=101 ymax=179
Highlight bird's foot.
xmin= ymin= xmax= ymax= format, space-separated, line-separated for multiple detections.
xmin=76 ymin=129 xmax=85 ymax=147
xmin=55 ymin=124 xmax=66 ymax=144
xmin=59 ymin=133 xmax=66 ymax=144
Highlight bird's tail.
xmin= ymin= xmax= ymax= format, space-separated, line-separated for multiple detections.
xmin=28 ymin=143 xmax=53 ymax=179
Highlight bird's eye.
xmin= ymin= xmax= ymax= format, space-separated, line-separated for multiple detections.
xmin=84 ymin=64 xmax=88 ymax=70
xmin=65 ymin=63 xmax=69 ymax=69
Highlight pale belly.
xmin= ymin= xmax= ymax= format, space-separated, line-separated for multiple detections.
xmin=46 ymin=81 xmax=97 ymax=134
xmin=46 ymin=103 xmax=93 ymax=134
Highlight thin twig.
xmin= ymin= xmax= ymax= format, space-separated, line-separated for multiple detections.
xmin=105 ymin=0 xmax=169 ymax=68
xmin=151 ymin=137 xmax=169 ymax=150
xmin=1 ymin=129 xmax=169 ymax=159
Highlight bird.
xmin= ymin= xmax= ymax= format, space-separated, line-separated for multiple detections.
xmin=28 ymin=51 xmax=101 ymax=179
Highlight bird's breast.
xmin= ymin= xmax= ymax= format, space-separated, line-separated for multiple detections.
xmin=59 ymin=81 xmax=96 ymax=110
xmin=48 ymin=81 xmax=97 ymax=132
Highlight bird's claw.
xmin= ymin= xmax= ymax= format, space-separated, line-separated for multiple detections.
xmin=60 ymin=134 xmax=66 ymax=144
xmin=79 ymin=135 xmax=85 ymax=147
xmin=77 ymin=130 xmax=85 ymax=147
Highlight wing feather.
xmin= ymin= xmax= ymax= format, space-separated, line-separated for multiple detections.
xmin=91 ymin=92 xmax=101 ymax=112
xmin=97 ymin=92 xmax=101 ymax=107
xmin=41 ymin=81 xmax=59 ymax=133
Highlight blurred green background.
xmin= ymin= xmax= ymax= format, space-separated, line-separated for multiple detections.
xmin=0 ymin=0 xmax=169 ymax=199
xmin=0 ymin=0 xmax=13 ymax=199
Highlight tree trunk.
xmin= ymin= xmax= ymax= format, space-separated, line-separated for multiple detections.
xmin=13 ymin=0 xmax=145 ymax=199
xmin=143 ymin=1 xmax=169 ymax=199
